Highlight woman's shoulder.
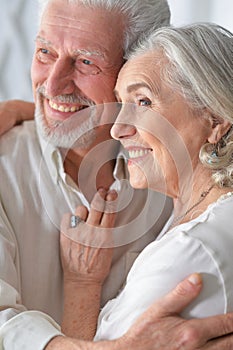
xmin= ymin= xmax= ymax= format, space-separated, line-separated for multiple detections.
xmin=188 ymin=193 xmax=233 ymax=238
xmin=167 ymin=193 xmax=233 ymax=240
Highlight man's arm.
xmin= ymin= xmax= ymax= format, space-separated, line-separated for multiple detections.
xmin=0 ymin=99 xmax=34 ymax=135
xmin=45 ymin=273 xmax=233 ymax=350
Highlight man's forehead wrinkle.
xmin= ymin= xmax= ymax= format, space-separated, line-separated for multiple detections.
xmin=45 ymin=14 xmax=95 ymax=28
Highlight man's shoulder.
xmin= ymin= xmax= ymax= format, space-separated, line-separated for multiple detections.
xmin=0 ymin=120 xmax=39 ymax=150
xmin=0 ymin=121 xmax=43 ymax=168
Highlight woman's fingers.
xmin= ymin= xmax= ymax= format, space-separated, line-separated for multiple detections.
xmin=61 ymin=189 xmax=118 ymax=248
xmin=86 ymin=188 xmax=107 ymax=225
xmin=87 ymin=188 xmax=118 ymax=227
xmin=74 ymin=205 xmax=89 ymax=221
xmin=83 ymin=189 xmax=118 ymax=248
xmin=101 ymin=190 xmax=118 ymax=228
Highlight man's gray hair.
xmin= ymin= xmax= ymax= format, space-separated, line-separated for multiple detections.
xmin=129 ymin=23 xmax=233 ymax=187
xmin=38 ymin=0 xmax=170 ymax=55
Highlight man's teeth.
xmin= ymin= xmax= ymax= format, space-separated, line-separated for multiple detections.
xmin=128 ymin=149 xmax=150 ymax=159
xmin=49 ymin=100 xmax=83 ymax=113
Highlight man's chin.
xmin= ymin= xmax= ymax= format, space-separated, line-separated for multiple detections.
xmin=45 ymin=117 xmax=63 ymax=129
xmin=36 ymin=114 xmax=96 ymax=149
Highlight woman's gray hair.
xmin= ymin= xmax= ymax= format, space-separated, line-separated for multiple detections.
xmin=38 ymin=0 xmax=170 ymax=56
xmin=129 ymin=23 xmax=233 ymax=187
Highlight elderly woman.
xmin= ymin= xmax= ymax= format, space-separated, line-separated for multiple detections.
xmin=1 ymin=22 xmax=233 ymax=347
xmin=59 ymin=22 xmax=233 ymax=341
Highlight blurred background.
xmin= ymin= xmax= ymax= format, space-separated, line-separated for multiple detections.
xmin=0 ymin=0 xmax=232 ymax=101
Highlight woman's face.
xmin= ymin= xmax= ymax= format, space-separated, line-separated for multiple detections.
xmin=111 ymin=51 xmax=212 ymax=197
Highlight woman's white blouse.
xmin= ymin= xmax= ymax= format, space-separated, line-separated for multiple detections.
xmin=95 ymin=194 xmax=233 ymax=340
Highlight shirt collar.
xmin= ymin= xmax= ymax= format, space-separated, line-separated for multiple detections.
xmin=38 ymin=132 xmax=129 ymax=185
xmin=38 ymin=131 xmax=63 ymax=184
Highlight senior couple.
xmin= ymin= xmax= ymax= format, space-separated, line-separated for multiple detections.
xmin=0 ymin=0 xmax=233 ymax=349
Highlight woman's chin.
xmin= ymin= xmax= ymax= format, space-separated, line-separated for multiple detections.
xmin=129 ymin=177 xmax=148 ymax=190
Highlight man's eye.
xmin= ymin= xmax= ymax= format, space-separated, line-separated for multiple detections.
xmin=82 ymin=59 xmax=93 ymax=65
xmin=40 ymin=48 xmax=49 ymax=54
xmin=76 ymin=59 xmax=101 ymax=75
xmin=36 ymin=48 xmax=53 ymax=63
xmin=138 ymin=99 xmax=151 ymax=106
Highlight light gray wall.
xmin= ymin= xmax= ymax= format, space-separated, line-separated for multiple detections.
xmin=168 ymin=0 xmax=233 ymax=30
xmin=0 ymin=0 xmax=232 ymax=101
xmin=0 ymin=0 xmax=38 ymax=101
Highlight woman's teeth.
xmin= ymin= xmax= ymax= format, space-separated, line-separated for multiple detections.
xmin=128 ymin=149 xmax=150 ymax=158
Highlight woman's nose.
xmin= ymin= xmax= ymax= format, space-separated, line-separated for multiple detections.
xmin=111 ymin=103 xmax=137 ymax=140
xmin=111 ymin=113 xmax=137 ymax=140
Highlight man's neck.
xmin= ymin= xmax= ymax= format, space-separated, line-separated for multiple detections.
xmin=64 ymin=143 xmax=118 ymax=202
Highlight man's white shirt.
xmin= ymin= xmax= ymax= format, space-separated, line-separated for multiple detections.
xmin=0 ymin=121 xmax=170 ymax=349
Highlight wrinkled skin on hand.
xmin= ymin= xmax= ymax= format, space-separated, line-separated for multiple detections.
xmin=60 ymin=188 xmax=118 ymax=285
xmin=45 ymin=274 xmax=233 ymax=349
xmin=120 ymin=274 xmax=233 ymax=350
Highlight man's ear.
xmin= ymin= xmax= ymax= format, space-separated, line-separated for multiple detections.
xmin=207 ymin=117 xmax=231 ymax=144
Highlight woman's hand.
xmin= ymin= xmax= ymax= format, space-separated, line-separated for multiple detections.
xmin=0 ymin=99 xmax=35 ymax=135
xmin=60 ymin=188 xmax=118 ymax=339
xmin=60 ymin=188 xmax=118 ymax=285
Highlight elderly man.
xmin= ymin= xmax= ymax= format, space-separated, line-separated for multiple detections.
xmin=2 ymin=1 xmax=233 ymax=350
xmin=0 ymin=0 xmax=172 ymax=349
xmin=0 ymin=1 xmax=233 ymax=350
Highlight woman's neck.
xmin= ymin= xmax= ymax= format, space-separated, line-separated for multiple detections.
xmin=172 ymin=165 xmax=232 ymax=225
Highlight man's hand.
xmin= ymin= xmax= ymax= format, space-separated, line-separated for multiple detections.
xmin=119 ymin=273 xmax=233 ymax=350
xmin=0 ymin=99 xmax=34 ymax=135
xmin=46 ymin=274 xmax=233 ymax=349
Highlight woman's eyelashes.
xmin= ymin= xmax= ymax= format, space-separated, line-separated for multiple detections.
xmin=115 ymin=95 xmax=152 ymax=108
xmin=138 ymin=98 xmax=152 ymax=107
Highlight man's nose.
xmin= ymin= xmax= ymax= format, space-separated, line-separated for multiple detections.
xmin=45 ymin=58 xmax=76 ymax=97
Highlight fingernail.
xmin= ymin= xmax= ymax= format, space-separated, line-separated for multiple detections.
xmin=108 ymin=189 xmax=117 ymax=195
xmin=98 ymin=187 xmax=106 ymax=192
xmin=188 ymin=273 xmax=202 ymax=285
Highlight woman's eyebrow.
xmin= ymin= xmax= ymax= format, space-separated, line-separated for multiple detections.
xmin=114 ymin=83 xmax=151 ymax=98
xmin=126 ymin=83 xmax=151 ymax=94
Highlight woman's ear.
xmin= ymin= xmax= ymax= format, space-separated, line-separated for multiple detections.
xmin=207 ymin=117 xmax=231 ymax=144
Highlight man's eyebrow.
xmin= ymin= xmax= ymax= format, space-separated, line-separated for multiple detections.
xmin=73 ymin=48 xmax=105 ymax=59
xmin=35 ymin=35 xmax=53 ymax=47
xmin=34 ymin=37 xmax=105 ymax=60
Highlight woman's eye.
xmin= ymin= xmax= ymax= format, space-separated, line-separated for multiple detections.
xmin=138 ymin=99 xmax=151 ymax=107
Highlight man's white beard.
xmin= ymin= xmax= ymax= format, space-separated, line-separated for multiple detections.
xmin=35 ymin=92 xmax=98 ymax=150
